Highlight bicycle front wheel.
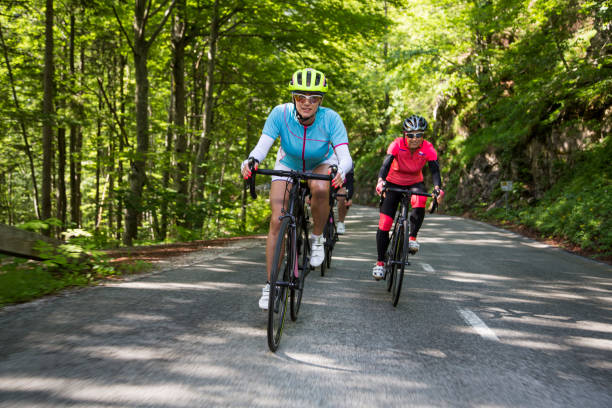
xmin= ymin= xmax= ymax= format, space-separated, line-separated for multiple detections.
xmin=391 ymin=220 xmax=408 ymax=307
xmin=291 ymin=217 xmax=309 ymax=321
xmin=386 ymin=226 xmax=398 ymax=292
xmin=268 ymin=217 xmax=293 ymax=352
xmin=320 ymin=217 xmax=332 ymax=276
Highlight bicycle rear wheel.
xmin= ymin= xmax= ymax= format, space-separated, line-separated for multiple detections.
xmin=391 ymin=220 xmax=408 ymax=307
xmin=291 ymin=217 xmax=309 ymax=321
xmin=268 ymin=217 xmax=293 ymax=352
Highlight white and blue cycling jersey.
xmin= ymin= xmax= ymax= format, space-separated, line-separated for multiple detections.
xmin=261 ymin=103 xmax=349 ymax=171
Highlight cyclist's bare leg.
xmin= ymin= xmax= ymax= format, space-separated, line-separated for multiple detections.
xmin=308 ymin=163 xmax=331 ymax=236
xmin=266 ymin=179 xmax=291 ymax=281
xmin=337 ymin=186 xmax=348 ymax=222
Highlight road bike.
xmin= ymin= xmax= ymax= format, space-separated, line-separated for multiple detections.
xmin=247 ymin=160 xmax=335 ymax=351
xmin=381 ymin=185 xmax=438 ymax=307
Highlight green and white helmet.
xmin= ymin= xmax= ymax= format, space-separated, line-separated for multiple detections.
xmin=288 ymin=68 xmax=328 ymax=94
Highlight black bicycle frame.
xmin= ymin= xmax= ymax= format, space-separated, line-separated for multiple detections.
xmin=248 ymin=166 xmax=335 ymax=289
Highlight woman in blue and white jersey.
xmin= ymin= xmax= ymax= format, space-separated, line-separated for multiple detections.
xmin=241 ymin=68 xmax=352 ymax=310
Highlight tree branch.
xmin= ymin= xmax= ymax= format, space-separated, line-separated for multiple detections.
xmin=112 ymin=5 xmax=135 ymax=54
xmin=147 ymin=0 xmax=176 ymax=47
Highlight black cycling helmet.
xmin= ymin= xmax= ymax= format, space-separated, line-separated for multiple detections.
xmin=403 ymin=115 xmax=428 ymax=132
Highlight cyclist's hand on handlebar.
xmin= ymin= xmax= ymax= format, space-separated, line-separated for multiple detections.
xmin=328 ymin=166 xmax=344 ymax=188
xmin=241 ymin=158 xmax=258 ymax=179
xmin=376 ymin=179 xmax=385 ymax=196
xmin=433 ymin=186 xmax=444 ymax=204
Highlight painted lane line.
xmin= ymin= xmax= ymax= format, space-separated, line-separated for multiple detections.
xmin=421 ymin=263 xmax=435 ymax=272
xmin=458 ymin=308 xmax=500 ymax=341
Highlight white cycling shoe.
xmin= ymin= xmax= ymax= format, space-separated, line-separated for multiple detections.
xmin=408 ymin=239 xmax=420 ymax=254
xmin=310 ymin=235 xmax=326 ymax=267
xmin=337 ymin=222 xmax=346 ymax=235
xmin=372 ymin=263 xmax=384 ymax=280
xmin=258 ymin=283 xmax=270 ymax=310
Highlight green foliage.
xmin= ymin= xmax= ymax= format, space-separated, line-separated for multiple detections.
xmin=1 ymin=0 xmax=609 ymax=264
xmin=519 ymin=139 xmax=611 ymax=254
xmin=0 ymin=224 xmax=123 ymax=306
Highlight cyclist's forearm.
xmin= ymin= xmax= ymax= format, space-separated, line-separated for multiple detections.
xmin=247 ymin=134 xmax=275 ymax=163
xmin=334 ymin=143 xmax=353 ymax=177
xmin=378 ymin=154 xmax=394 ymax=180
xmin=428 ymin=159 xmax=442 ymax=188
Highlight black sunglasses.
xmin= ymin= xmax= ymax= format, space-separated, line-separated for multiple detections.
xmin=404 ymin=132 xmax=424 ymax=139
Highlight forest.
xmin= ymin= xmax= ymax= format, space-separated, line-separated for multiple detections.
xmin=0 ymin=0 xmax=610 ymax=265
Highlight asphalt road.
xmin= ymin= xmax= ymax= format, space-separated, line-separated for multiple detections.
xmin=1 ymin=205 xmax=611 ymax=407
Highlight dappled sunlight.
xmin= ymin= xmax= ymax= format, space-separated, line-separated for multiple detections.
xmin=492 ymin=328 xmax=571 ymax=351
xmin=74 ymin=346 xmax=173 ymax=361
xmin=67 ymin=383 xmax=200 ymax=405
xmin=513 ymin=289 xmax=588 ymax=301
xmin=0 ymin=376 xmax=201 ymax=405
xmin=225 ymin=259 xmax=262 ymax=266
xmin=443 ymin=290 xmax=546 ymax=305
xmin=441 ymin=271 xmax=515 ymax=284
xmin=332 ymin=255 xmax=372 ymax=262
xmin=417 ymin=349 xmax=447 ymax=358
xmin=174 ymin=334 xmax=227 ymax=345
xmin=223 ymin=325 xmax=264 ymax=338
xmin=498 ymin=315 xmax=612 ymax=333
xmin=279 ymin=352 xmax=358 ymax=372
xmin=112 ymin=281 xmax=248 ymax=291
xmin=165 ymin=362 xmax=243 ymax=379
xmin=565 ymin=336 xmax=612 ymax=351
xmin=83 ymin=323 xmax=133 ymax=334
xmin=585 ymin=360 xmax=612 ymax=370
xmin=116 ymin=312 xmax=170 ymax=321
xmin=189 ymin=266 xmax=234 ymax=272
xmin=447 ymin=272 xmax=516 ymax=281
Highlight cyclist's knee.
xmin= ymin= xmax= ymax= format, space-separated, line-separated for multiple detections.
xmin=310 ymin=181 xmax=329 ymax=198
xmin=411 ymin=195 xmax=427 ymax=208
xmin=378 ymin=213 xmax=393 ymax=231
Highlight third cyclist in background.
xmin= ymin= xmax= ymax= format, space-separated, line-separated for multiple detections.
xmin=372 ymin=115 xmax=444 ymax=280
xmin=336 ymin=167 xmax=354 ymax=235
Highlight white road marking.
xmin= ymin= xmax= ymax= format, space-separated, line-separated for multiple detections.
xmin=458 ymin=308 xmax=500 ymax=341
xmin=421 ymin=263 xmax=435 ymax=272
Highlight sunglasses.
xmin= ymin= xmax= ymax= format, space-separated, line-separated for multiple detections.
xmin=404 ymin=132 xmax=424 ymax=139
xmin=293 ymin=93 xmax=323 ymax=103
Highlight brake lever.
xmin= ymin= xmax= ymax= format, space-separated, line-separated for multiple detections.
xmin=247 ymin=157 xmax=259 ymax=199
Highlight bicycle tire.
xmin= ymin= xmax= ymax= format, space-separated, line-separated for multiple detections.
xmin=291 ymin=217 xmax=308 ymax=321
xmin=268 ymin=217 xmax=292 ymax=352
xmin=320 ymin=218 xmax=332 ymax=276
xmin=326 ymin=216 xmax=336 ymax=269
xmin=391 ymin=220 xmax=408 ymax=307
xmin=386 ymin=224 xmax=398 ymax=292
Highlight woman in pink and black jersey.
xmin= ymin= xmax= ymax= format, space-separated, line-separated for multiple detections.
xmin=372 ymin=115 xmax=444 ymax=280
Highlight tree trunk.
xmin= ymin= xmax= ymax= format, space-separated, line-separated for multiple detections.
xmin=116 ymin=53 xmax=127 ymax=241
xmin=172 ymin=0 xmax=189 ymax=226
xmin=41 ymin=0 xmax=55 ymax=230
xmin=122 ymin=0 xmax=175 ymax=245
xmin=56 ymin=127 xmax=67 ymax=227
xmin=123 ymin=0 xmax=151 ymax=246
xmin=161 ymin=80 xmax=174 ymax=241
xmin=193 ymin=0 xmax=220 ymax=227
xmin=241 ymin=100 xmax=253 ymax=232
xmin=0 ymin=22 xmax=41 ymax=220
xmin=69 ymin=11 xmax=82 ymax=228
